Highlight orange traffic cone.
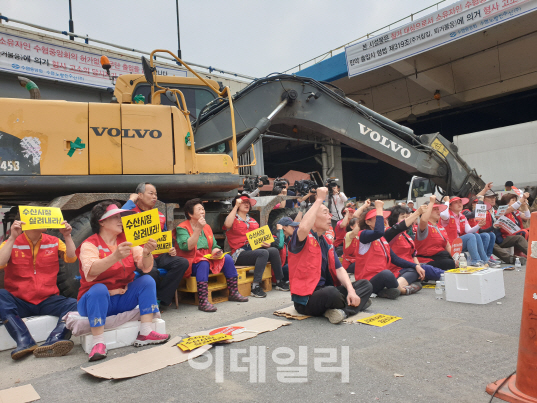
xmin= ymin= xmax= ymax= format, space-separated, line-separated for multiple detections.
xmin=486 ymin=211 xmax=537 ymax=402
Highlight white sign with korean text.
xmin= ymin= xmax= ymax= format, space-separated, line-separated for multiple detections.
xmin=0 ymin=31 xmax=186 ymax=89
xmin=345 ymin=0 xmax=537 ymax=77
xmin=475 ymin=203 xmax=487 ymax=219
xmin=495 ymin=205 xmax=509 ymax=218
xmin=497 ymin=215 xmax=520 ymax=234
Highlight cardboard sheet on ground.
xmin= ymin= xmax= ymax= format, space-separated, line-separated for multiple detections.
xmin=19 ymin=206 xmax=64 ymax=230
xmin=188 ymin=317 xmax=290 ymax=342
xmin=203 ymin=252 xmax=229 ymax=260
xmin=246 ymin=225 xmax=275 ymax=250
xmin=273 ymin=305 xmax=312 ymax=320
xmin=357 ymin=314 xmax=402 ymax=327
xmin=121 ymin=208 xmax=161 ymax=246
xmin=0 ymin=384 xmax=40 ymax=403
xmin=82 ymin=336 xmax=211 ymax=379
xmin=152 ymin=231 xmax=172 ymax=255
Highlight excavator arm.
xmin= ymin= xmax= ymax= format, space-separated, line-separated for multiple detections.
xmin=194 ymin=75 xmax=485 ymax=197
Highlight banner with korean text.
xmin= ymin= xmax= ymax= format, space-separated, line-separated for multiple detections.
xmin=345 ymin=0 xmax=537 ymax=77
xmin=0 ymin=29 xmax=186 ymax=89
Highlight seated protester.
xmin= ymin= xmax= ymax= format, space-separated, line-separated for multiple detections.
xmin=415 ymin=196 xmax=456 ymax=271
xmin=176 ymin=199 xmax=248 ymax=312
xmin=439 ymin=196 xmax=499 ymax=267
xmin=288 ymin=187 xmax=373 ymax=324
xmin=224 ymin=195 xmax=289 ymax=298
xmin=333 ymin=202 xmax=370 ymax=257
xmin=77 ymin=201 xmax=169 ymax=362
xmin=349 ymin=201 xmax=423 ymax=299
xmin=498 ymin=193 xmax=531 ymax=241
xmin=123 ymin=183 xmax=189 ymax=309
xmin=0 ymin=218 xmax=78 ymax=360
xmin=474 ymin=184 xmax=528 ymax=264
xmin=272 ymin=217 xmax=299 ymax=283
xmin=462 ymin=197 xmax=499 ymax=263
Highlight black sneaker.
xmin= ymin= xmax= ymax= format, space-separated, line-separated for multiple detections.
xmin=377 ymin=288 xmax=401 ymax=299
xmin=251 ymin=285 xmax=267 ymax=298
xmin=274 ymin=281 xmax=290 ymax=291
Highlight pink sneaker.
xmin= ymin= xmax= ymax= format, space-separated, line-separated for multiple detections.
xmin=133 ymin=331 xmax=170 ymax=347
xmin=88 ymin=343 xmax=107 ymax=362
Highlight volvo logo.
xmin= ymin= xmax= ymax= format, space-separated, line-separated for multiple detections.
xmin=358 ymin=123 xmax=411 ymax=159
xmin=90 ymin=127 xmax=162 ymax=139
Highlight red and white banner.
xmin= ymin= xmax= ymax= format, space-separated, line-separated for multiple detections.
xmin=0 ymin=30 xmax=186 ymax=89
xmin=345 ymin=0 xmax=537 ymax=77
xmin=497 ymin=215 xmax=520 ymax=234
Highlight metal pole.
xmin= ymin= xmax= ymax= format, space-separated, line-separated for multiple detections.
xmin=175 ymin=0 xmax=181 ymax=61
xmin=68 ymin=0 xmax=74 ymax=41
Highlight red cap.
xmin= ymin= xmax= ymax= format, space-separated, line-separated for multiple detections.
xmin=365 ymin=209 xmax=391 ymax=221
xmin=347 ymin=208 xmax=356 ymax=215
xmin=239 ymin=195 xmax=257 ymax=206
xmin=449 ymin=197 xmax=469 ymax=205
xmin=433 ymin=203 xmax=449 ymax=212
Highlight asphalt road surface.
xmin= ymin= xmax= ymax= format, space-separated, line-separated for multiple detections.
xmin=0 ymin=266 xmax=527 ymax=403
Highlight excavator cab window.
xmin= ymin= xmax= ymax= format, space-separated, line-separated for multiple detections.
xmin=132 ymin=84 xmax=216 ymax=120
xmin=411 ymin=177 xmax=436 ymax=198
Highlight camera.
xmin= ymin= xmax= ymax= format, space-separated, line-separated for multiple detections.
xmin=325 ymin=178 xmax=339 ymax=193
xmin=293 ymin=180 xmax=318 ymax=196
xmin=273 ymin=177 xmax=288 ymax=189
xmin=243 ymin=175 xmax=269 ymax=193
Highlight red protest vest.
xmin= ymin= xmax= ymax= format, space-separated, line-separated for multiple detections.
xmin=333 ymin=220 xmax=346 ymax=247
xmin=342 ymin=234 xmax=359 ymax=270
xmin=77 ymin=232 xmax=136 ymax=300
xmin=354 ymin=231 xmax=391 ymax=281
xmin=176 ymin=220 xmax=224 ymax=278
xmin=388 ymin=231 xmax=415 ymax=277
xmin=224 ymin=215 xmax=259 ymax=254
xmin=443 ymin=209 xmax=467 ymax=243
xmin=4 ymin=233 xmax=61 ymax=305
xmin=288 ymin=232 xmax=339 ymax=296
xmin=325 ymin=227 xmax=335 ymax=245
xmin=415 ymin=222 xmax=448 ymax=263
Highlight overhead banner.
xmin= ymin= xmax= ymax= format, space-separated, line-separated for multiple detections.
xmin=0 ymin=30 xmax=186 ymax=89
xmin=345 ymin=0 xmax=537 ymax=77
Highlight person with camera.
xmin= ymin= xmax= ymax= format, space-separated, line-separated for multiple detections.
xmin=274 ymin=178 xmax=297 ymax=209
xmin=288 ymin=187 xmax=373 ymax=324
xmin=326 ymin=181 xmax=347 ymax=230
xmin=224 ymin=195 xmax=289 ymax=298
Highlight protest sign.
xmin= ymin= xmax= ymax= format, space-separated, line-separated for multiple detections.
xmin=495 ymin=205 xmax=508 ymax=218
xmin=451 ymin=237 xmax=463 ymax=258
xmin=446 ymin=266 xmax=485 ymax=274
xmin=475 ymin=204 xmax=487 ymax=220
xmin=152 ymin=231 xmax=172 ymax=255
xmin=246 ymin=225 xmax=275 ymax=250
xmin=121 ymin=209 xmax=161 ymax=246
xmin=203 ymin=252 xmax=229 ymax=260
xmin=19 ymin=206 xmax=65 ymax=230
xmin=511 ymin=186 xmax=523 ymax=198
xmin=357 ymin=314 xmax=402 ymax=327
xmin=497 ymin=215 xmax=520 ymax=235
xmin=177 ymin=334 xmax=233 ymax=351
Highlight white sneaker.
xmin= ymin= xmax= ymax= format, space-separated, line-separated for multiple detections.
xmin=323 ymin=309 xmax=347 ymax=324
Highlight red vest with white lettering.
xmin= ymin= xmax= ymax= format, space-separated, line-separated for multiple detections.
xmin=4 ymin=233 xmax=61 ymax=305
xmin=354 ymin=231 xmax=391 ymax=281
xmin=176 ymin=220 xmax=224 ymax=278
xmin=333 ymin=220 xmax=346 ymax=247
xmin=77 ymin=233 xmax=135 ymax=300
xmin=324 ymin=227 xmax=335 ymax=245
xmin=415 ymin=222 xmax=448 ymax=263
xmin=288 ymin=232 xmax=339 ymax=296
xmin=224 ymin=215 xmax=259 ymax=254
xmin=443 ymin=209 xmax=467 ymax=243
xmin=388 ymin=231 xmax=415 ymax=277
xmin=342 ymin=234 xmax=359 ymax=270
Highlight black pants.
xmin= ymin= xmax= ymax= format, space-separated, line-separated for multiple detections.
xmin=369 ymin=270 xmax=399 ymax=294
xmin=235 ymin=247 xmax=283 ymax=283
xmin=420 ymin=251 xmax=456 ymax=271
xmin=136 ymin=253 xmax=189 ymax=306
xmin=294 ymin=280 xmax=373 ymax=318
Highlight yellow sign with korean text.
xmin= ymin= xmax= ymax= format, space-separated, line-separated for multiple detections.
xmin=246 ymin=225 xmax=275 ymax=250
xmin=357 ymin=314 xmax=402 ymax=327
xmin=203 ymin=252 xmax=229 ymax=260
xmin=121 ymin=209 xmax=161 ymax=247
xmin=446 ymin=266 xmax=485 ymax=274
xmin=152 ymin=231 xmax=173 ymax=255
xmin=19 ymin=206 xmax=65 ymax=230
xmin=177 ymin=334 xmax=233 ymax=351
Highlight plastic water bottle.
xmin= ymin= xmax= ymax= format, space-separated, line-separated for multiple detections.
xmin=459 ymin=253 xmax=468 ymax=273
xmin=435 ymin=281 xmax=443 ymax=300
xmin=440 ymin=273 xmax=446 ymax=294
xmin=515 ymin=258 xmax=522 ymax=271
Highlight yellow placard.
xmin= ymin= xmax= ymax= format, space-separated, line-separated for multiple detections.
xmin=203 ymin=252 xmax=229 ymax=260
xmin=431 ymin=138 xmax=449 ymax=157
xmin=446 ymin=266 xmax=485 ymax=274
xmin=357 ymin=314 xmax=402 ymax=327
xmin=19 ymin=206 xmax=65 ymax=230
xmin=177 ymin=334 xmax=233 ymax=351
xmin=246 ymin=225 xmax=275 ymax=251
xmin=121 ymin=209 xmax=161 ymax=246
xmin=422 ymin=284 xmax=436 ymax=289
xmin=152 ymin=231 xmax=173 ymax=255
